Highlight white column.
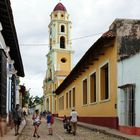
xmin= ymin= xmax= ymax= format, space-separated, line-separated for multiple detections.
xmin=44 ymin=96 xmax=46 ymax=111
xmin=52 ymin=94 xmax=54 ymax=114
xmin=49 ymin=97 xmax=50 ymax=111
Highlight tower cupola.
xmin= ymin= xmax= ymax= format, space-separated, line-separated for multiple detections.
xmin=53 ymin=2 xmax=67 ymax=12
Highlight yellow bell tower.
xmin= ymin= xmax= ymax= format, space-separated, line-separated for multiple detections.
xmin=43 ymin=2 xmax=73 ymax=114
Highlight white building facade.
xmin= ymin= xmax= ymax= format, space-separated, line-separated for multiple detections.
xmin=0 ymin=1 xmax=24 ymax=136
xmin=116 ymin=19 xmax=140 ymax=135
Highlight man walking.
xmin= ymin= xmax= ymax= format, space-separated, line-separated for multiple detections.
xmin=12 ymin=104 xmax=23 ymax=136
xmin=70 ymin=108 xmax=78 ymax=135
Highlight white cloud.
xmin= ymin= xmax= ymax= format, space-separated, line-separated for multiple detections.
xmin=11 ymin=0 xmax=140 ymax=97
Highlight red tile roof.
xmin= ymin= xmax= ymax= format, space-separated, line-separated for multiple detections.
xmin=102 ymin=30 xmax=116 ymax=38
xmin=53 ymin=3 xmax=67 ymax=12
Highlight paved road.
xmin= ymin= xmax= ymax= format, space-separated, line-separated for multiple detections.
xmin=18 ymin=116 xmax=124 ymax=140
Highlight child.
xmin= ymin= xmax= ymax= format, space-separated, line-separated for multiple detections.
xmin=46 ymin=111 xmax=54 ymax=135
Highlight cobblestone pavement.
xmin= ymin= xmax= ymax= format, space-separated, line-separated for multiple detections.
xmin=18 ymin=117 xmax=125 ymax=140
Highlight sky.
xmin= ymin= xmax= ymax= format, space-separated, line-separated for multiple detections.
xmin=11 ymin=0 xmax=140 ymax=97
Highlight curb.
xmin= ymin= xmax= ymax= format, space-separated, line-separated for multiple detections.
xmin=77 ymin=123 xmax=131 ymax=140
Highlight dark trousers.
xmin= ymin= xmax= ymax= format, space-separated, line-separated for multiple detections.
xmin=71 ymin=122 xmax=77 ymax=134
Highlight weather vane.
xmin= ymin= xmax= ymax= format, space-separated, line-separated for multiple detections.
xmin=59 ymin=0 xmax=61 ymax=2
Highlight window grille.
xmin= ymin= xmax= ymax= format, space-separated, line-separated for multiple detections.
xmin=127 ymin=85 xmax=135 ymax=126
xmin=83 ymin=79 xmax=87 ymax=105
xmin=0 ymin=49 xmax=7 ymax=117
xmin=119 ymin=84 xmax=135 ymax=126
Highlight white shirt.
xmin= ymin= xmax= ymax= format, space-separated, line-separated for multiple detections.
xmin=70 ymin=111 xmax=78 ymax=122
xmin=34 ymin=116 xmax=40 ymax=123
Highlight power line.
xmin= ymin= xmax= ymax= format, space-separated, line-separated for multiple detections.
xmin=71 ymin=32 xmax=103 ymax=40
xmin=20 ymin=43 xmax=49 ymax=46
xmin=20 ymin=32 xmax=103 ymax=46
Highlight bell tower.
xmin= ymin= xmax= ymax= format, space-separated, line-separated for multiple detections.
xmin=43 ymin=2 xmax=74 ymax=114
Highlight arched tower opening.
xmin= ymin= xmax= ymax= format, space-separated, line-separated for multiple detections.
xmin=60 ymin=36 xmax=65 ymax=49
xmin=61 ymin=25 xmax=65 ymax=32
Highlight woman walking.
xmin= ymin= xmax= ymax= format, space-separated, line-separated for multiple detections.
xmin=32 ymin=110 xmax=41 ymax=138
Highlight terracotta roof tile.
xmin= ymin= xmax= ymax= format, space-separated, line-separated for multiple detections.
xmin=102 ymin=30 xmax=116 ymax=38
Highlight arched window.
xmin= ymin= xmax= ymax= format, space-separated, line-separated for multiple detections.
xmin=60 ymin=36 xmax=65 ymax=49
xmin=61 ymin=25 xmax=65 ymax=32
xmin=50 ymin=39 xmax=52 ymax=50
xmin=49 ymin=69 xmax=52 ymax=79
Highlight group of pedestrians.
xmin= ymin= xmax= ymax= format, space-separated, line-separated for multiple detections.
xmin=32 ymin=107 xmax=78 ymax=137
xmin=12 ymin=104 xmax=78 ymax=138
xmin=32 ymin=109 xmax=54 ymax=137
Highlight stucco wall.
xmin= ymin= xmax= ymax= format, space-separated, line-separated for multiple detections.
xmin=57 ymin=43 xmax=118 ymax=118
xmin=118 ymin=52 xmax=140 ymax=127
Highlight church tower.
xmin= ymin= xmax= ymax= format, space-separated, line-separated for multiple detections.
xmin=43 ymin=2 xmax=73 ymax=114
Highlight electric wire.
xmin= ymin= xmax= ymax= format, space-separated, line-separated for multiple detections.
xmin=19 ymin=32 xmax=103 ymax=46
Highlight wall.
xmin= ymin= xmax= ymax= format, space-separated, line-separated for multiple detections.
xmin=118 ymin=53 xmax=140 ymax=127
xmin=57 ymin=41 xmax=118 ymax=129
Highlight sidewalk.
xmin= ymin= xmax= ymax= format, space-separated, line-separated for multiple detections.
xmin=56 ymin=117 xmax=140 ymax=140
xmin=77 ymin=121 xmax=140 ymax=140
xmin=1 ymin=120 xmax=26 ymax=140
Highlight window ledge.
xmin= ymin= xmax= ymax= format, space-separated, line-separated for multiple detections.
xmin=82 ymin=104 xmax=88 ymax=107
xmin=89 ymin=102 xmax=98 ymax=105
xmin=99 ymin=99 xmax=110 ymax=103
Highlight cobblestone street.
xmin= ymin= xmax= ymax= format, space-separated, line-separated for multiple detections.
xmin=18 ymin=116 xmax=125 ymax=140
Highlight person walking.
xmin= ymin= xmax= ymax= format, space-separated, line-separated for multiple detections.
xmin=46 ymin=111 xmax=54 ymax=135
xmin=70 ymin=108 xmax=78 ymax=135
xmin=12 ymin=104 xmax=23 ymax=136
xmin=32 ymin=109 xmax=41 ymax=138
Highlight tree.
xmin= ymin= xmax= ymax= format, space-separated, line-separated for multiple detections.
xmin=34 ymin=96 xmax=40 ymax=104
xmin=22 ymin=90 xmax=30 ymax=107
xmin=28 ymin=96 xmax=35 ymax=108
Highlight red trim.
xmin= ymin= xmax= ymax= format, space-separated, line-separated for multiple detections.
xmin=59 ymin=116 xmax=118 ymax=129
xmin=119 ymin=126 xmax=140 ymax=136
xmin=78 ymin=117 xmax=118 ymax=129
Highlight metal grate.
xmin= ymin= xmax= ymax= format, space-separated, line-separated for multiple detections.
xmin=11 ymin=75 xmax=16 ymax=111
xmin=0 ymin=49 xmax=7 ymax=117
xmin=124 ymin=85 xmax=135 ymax=126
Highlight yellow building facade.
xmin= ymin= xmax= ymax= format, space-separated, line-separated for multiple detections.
xmin=43 ymin=3 xmax=140 ymax=132
xmin=55 ymin=29 xmax=118 ymax=129
xmin=43 ymin=3 xmax=73 ymax=114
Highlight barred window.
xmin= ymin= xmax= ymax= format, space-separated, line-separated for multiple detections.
xmin=90 ymin=72 xmax=96 ymax=103
xmin=100 ymin=63 xmax=109 ymax=100
xmin=83 ymin=79 xmax=87 ymax=105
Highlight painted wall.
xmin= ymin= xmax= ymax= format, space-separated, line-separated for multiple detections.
xmin=57 ymin=41 xmax=118 ymax=128
xmin=118 ymin=52 xmax=140 ymax=127
xmin=57 ymin=52 xmax=71 ymax=71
